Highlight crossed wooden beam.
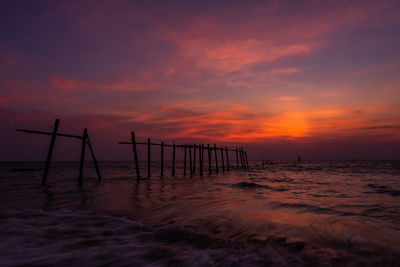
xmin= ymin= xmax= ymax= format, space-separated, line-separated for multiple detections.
xmin=16 ymin=119 xmax=101 ymax=186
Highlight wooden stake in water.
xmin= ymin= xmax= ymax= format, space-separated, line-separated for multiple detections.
xmin=86 ymin=132 xmax=101 ymax=182
xmin=161 ymin=141 xmax=164 ymax=177
xmin=184 ymin=144 xmax=187 ymax=176
xmin=236 ymin=147 xmax=239 ymax=168
xmin=131 ymin=131 xmax=140 ymax=180
xmin=208 ymin=144 xmax=211 ymax=175
xmin=172 ymin=143 xmax=176 ymax=176
xmin=189 ymin=145 xmax=193 ymax=177
xmin=42 ymin=119 xmax=59 ymax=186
xmin=214 ymin=144 xmax=219 ymax=173
xmin=78 ymin=128 xmax=87 ymax=186
xmin=220 ymin=146 xmax=225 ymax=172
xmin=225 ymin=146 xmax=229 ymax=171
xmin=199 ymin=144 xmax=203 ymax=176
xmin=244 ymin=151 xmax=249 ymax=167
xmin=193 ymin=144 xmax=196 ymax=175
xmin=147 ymin=138 xmax=151 ymax=178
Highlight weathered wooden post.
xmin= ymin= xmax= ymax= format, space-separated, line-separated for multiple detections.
xmin=147 ymin=138 xmax=151 ymax=178
xmin=172 ymin=143 xmax=176 ymax=176
xmin=189 ymin=145 xmax=193 ymax=177
xmin=236 ymin=147 xmax=239 ymax=167
xmin=78 ymin=128 xmax=87 ymax=186
xmin=208 ymin=144 xmax=211 ymax=175
xmin=240 ymin=148 xmax=244 ymax=167
xmin=199 ymin=144 xmax=203 ymax=176
xmin=86 ymin=132 xmax=102 ymax=181
xmin=42 ymin=119 xmax=59 ymax=186
xmin=214 ymin=144 xmax=219 ymax=173
xmin=131 ymin=131 xmax=140 ymax=180
xmin=220 ymin=146 xmax=225 ymax=172
xmin=193 ymin=144 xmax=196 ymax=175
xmin=161 ymin=141 xmax=164 ymax=177
xmin=245 ymin=151 xmax=249 ymax=167
xmin=184 ymin=144 xmax=187 ymax=176
xmin=225 ymin=146 xmax=230 ymax=171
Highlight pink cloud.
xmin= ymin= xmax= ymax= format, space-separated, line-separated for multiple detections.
xmin=50 ymin=73 xmax=158 ymax=92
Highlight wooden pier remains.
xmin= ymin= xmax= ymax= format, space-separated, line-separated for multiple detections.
xmin=119 ymin=131 xmax=249 ymax=180
xmin=16 ymin=119 xmax=102 ymax=186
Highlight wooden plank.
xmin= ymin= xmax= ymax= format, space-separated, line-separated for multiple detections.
xmin=78 ymin=128 xmax=87 ymax=186
xmin=42 ymin=119 xmax=59 ymax=185
xmin=16 ymin=129 xmax=81 ymax=139
xmin=131 ymin=132 xmax=140 ymax=180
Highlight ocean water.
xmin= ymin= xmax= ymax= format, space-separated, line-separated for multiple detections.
xmin=0 ymin=160 xmax=400 ymax=266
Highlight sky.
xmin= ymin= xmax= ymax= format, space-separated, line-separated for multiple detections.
xmin=1 ymin=0 xmax=400 ymax=161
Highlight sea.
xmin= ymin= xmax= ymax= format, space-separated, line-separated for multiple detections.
xmin=0 ymin=160 xmax=400 ymax=266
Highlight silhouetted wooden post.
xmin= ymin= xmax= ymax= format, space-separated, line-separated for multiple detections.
xmin=184 ymin=145 xmax=187 ymax=176
xmin=236 ymin=148 xmax=239 ymax=167
xmin=189 ymin=145 xmax=193 ymax=177
xmin=220 ymin=146 xmax=225 ymax=172
xmin=131 ymin=132 xmax=140 ymax=180
xmin=208 ymin=144 xmax=211 ymax=175
xmin=245 ymin=151 xmax=249 ymax=167
xmin=240 ymin=148 xmax=244 ymax=167
xmin=86 ymin=133 xmax=101 ymax=181
xmin=147 ymin=138 xmax=151 ymax=178
xmin=78 ymin=128 xmax=87 ymax=186
xmin=214 ymin=144 xmax=219 ymax=173
xmin=193 ymin=144 xmax=196 ymax=175
xmin=42 ymin=119 xmax=59 ymax=186
xmin=225 ymin=146 xmax=230 ymax=171
xmin=172 ymin=143 xmax=176 ymax=176
xmin=161 ymin=141 xmax=164 ymax=177
xmin=199 ymin=145 xmax=203 ymax=176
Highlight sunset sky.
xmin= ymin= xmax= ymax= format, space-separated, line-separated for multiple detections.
xmin=1 ymin=0 xmax=400 ymax=160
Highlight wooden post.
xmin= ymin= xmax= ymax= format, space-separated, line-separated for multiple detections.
xmin=172 ymin=143 xmax=176 ymax=176
xmin=147 ymin=138 xmax=151 ymax=178
xmin=184 ymin=144 xmax=187 ymax=176
xmin=240 ymin=148 xmax=244 ymax=167
xmin=245 ymin=151 xmax=249 ymax=167
xmin=131 ymin=132 xmax=140 ymax=180
xmin=236 ymin=147 xmax=239 ymax=167
xmin=193 ymin=144 xmax=196 ymax=175
xmin=199 ymin=145 xmax=203 ymax=176
xmin=189 ymin=145 xmax=193 ymax=177
xmin=208 ymin=144 xmax=211 ymax=175
xmin=78 ymin=128 xmax=87 ymax=186
xmin=225 ymin=146 xmax=230 ymax=171
xmin=214 ymin=144 xmax=219 ymax=173
xmin=220 ymin=146 xmax=225 ymax=172
xmin=42 ymin=119 xmax=59 ymax=186
xmin=86 ymin=133 xmax=101 ymax=181
xmin=161 ymin=141 xmax=164 ymax=177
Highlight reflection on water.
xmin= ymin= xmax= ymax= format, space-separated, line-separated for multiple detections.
xmin=1 ymin=160 xmax=400 ymax=266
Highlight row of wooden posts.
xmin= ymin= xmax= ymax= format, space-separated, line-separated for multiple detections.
xmin=119 ymin=131 xmax=249 ymax=180
xmin=16 ymin=119 xmax=249 ymax=186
